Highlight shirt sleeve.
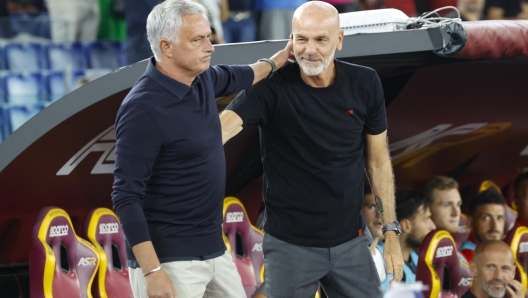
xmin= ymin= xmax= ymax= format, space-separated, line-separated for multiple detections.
xmin=112 ymin=101 xmax=162 ymax=248
xmin=210 ymin=65 xmax=254 ymax=98
xmin=364 ymin=72 xmax=388 ymax=135
xmin=224 ymin=79 xmax=276 ymax=127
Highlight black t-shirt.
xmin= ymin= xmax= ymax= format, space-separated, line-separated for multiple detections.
xmin=486 ymin=0 xmax=523 ymax=17
xmin=226 ymin=60 xmax=387 ymax=247
xmin=461 ymin=289 xmax=477 ymax=298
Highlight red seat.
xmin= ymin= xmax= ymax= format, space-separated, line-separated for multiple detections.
xmin=223 ymin=197 xmax=264 ymax=298
xmin=82 ymin=208 xmax=133 ymax=298
xmin=416 ymin=230 xmax=472 ymax=298
xmin=452 ymin=214 xmax=469 ymax=249
xmin=30 ymin=207 xmax=99 ymax=298
xmin=503 ymin=226 xmax=528 ymax=296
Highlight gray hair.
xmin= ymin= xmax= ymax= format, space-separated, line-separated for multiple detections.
xmin=147 ymin=0 xmax=208 ymax=61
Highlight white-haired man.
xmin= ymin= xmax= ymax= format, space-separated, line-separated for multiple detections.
xmin=220 ymin=2 xmax=403 ymax=297
xmin=112 ymin=0 xmax=292 ymax=297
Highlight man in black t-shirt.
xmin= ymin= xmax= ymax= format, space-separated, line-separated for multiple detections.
xmin=462 ymin=240 xmax=522 ymax=298
xmin=220 ymin=1 xmax=403 ymax=297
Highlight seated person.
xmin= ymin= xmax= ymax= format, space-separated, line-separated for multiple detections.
xmin=423 ymin=176 xmax=462 ymax=237
xmin=460 ymin=190 xmax=506 ymax=262
xmin=462 ymin=240 xmax=523 ymax=298
xmin=379 ymin=189 xmax=436 ymax=293
xmin=362 ymin=183 xmax=386 ymax=281
xmin=514 ymin=172 xmax=528 ymax=227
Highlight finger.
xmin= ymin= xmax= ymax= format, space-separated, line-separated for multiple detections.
xmin=505 ymin=284 xmax=516 ymax=298
xmin=385 ymin=253 xmax=393 ymax=275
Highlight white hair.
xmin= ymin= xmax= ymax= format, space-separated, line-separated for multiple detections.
xmin=147 ymin=0 xmax=208 ymax=61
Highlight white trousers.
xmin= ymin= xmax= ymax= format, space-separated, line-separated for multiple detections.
xmin=129 ymin=251 xmax=246 ymax=298
xmin=46 ymin=0 xmax=100 ymax=42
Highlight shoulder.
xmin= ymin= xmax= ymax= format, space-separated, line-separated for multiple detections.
xmin=336 ymin=59 xmax=379 ymax=79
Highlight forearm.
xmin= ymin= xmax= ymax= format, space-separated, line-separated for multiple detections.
xmin=249 ymin=40 xmax=293 ymax=85
xmin=132 ymin=241 xmax=162 ymax=274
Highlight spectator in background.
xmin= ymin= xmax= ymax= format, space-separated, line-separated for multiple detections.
xmin=319 ymin=0 xmax=359 ymax=13
xmin=362 ymin=183 xmax=386 ymax=282
xmin=423 ymin=176 xmax=462 ymax=237
xmin=359 ymin=0 xmax=385 ymax=11
xmin=256 ymin=0 xmax=307 ymax=40
xmin=459 ymin=190 xmax=506 ymax=262
xmin=444 ymin=0 xmax=486 ymax=21
xmin=123 ymin=0 xmax=159 ymax=65
xmin=46 ymin=0 xmax=100 ymax=42
xmin=379 ymin=189 xmax=436 ymax=293
xmin=97 ymin=0 xmax=126 ymax=41
xmin=220 ymin=0 xmax=256 ymax=43
xmin=487 ymin=0 xmax=528 ymax=19
xmin=463 ymin=240 xmax=523 ymax=298
xmin=196 ymin=0 xmax=225 ymax=43
xmin=514 ymin=172 xmax=528 ymax=227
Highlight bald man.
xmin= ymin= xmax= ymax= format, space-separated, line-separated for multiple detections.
xmin=463 ymin=240 xmax=523 ymax=298
xmin=220 ymin=2 xmax=402 ymax=296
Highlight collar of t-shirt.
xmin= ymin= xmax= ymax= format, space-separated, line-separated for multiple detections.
xmin=146 ymin=57 xmax=199 ymax=99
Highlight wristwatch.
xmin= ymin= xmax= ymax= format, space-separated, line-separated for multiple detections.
xmin=382 ymin=221 xmax=402 ymax=236
xmin=257 ymin=58 xmax=277 ymax=79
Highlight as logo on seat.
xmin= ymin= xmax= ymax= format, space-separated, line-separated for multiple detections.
xmin=226 ymin=212 xmax=244 ymax=223
xmin=458 ymin=277 xmax=472 ymax=286
xmin=99 ymin=223 xmax=119 ymax=234
xmin=78 ymin=257 xmax=97 ymax=266
xmin=252 ymin=243 xmax=262 ymax=252
xmin=436 ymin=245 xmax=453 ymax=258
xmin=519 ymin=242 xmax=528 ymax=253
xmin=49 ymin=225 xmax=68 ymax=237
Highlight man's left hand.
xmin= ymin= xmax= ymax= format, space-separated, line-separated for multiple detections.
xmin=506 ymin=279 xmax=524 ymax=298
xmin=383 ymin=231 xmax=404 ymax=282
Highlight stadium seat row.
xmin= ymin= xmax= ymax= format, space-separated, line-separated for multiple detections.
xmin=0 ymin=41 xmax=125 ymax=72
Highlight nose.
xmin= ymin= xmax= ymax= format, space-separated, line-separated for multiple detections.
xmin=451 ymin=205 xmax=460 ymax=218
xmin=205 ymin=38 xmax=214 ymax=53
xmin=305 ymin=41 xmax=317 ymax=55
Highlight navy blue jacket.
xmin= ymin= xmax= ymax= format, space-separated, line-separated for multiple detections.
xmin=112 ymin=57 xmax=253 ymax=266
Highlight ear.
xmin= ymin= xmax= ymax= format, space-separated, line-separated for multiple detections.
xmin=400 ymin=219 xmax=412 ymax=234
xmin=336 ymin=29 xmax=344 ymax=51
xmin=289 ymin=32 xmax=293 ymax=40
xmin=159 ymin=39 xmax=173 ymax=58
xmin=470 ymin=260 xmax=477 ymax=277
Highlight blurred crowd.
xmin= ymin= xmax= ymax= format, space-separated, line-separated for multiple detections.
xmin=0 ymin=0 xmax=527 ymax=64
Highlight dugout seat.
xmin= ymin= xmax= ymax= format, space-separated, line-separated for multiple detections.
xmin=82 ymin=208 xmax=133 ymax=298
xmin=29 ymin=207 xmax=99 ymax=298
xmin=504 ymin=226 xmax=528 ymax=296
xmin=416 ymin=230 xmax=472 ymax=298
xmin=223 ymin=197 xmax=265 ymax=298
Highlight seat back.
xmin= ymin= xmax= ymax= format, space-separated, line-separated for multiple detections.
xmin=3 ymin=42 xmax=44 ymax=71
xmin=223 ymin=197 xmax=264 ymax=298
xmin=416 ymin=230 xmax=472 ymax=298
xmin=8 ymin=104 xmax=45 ymax=132
xmin=452 ymin=214 xmax=469 ymax=248
xmin=82 ymin=208 xmax=133 ymax=298
xmin=30 ymin=207 xmax=99 ymax=298
xmin=3 ymin=72 xmax=43 ymax=105
xmin=504 ymin=226 xmax=528 ymax=296
xmin=84 ymin=42 xmax=122 ymax=70
xmin=44 ymin=42 xmax=84 ymax=70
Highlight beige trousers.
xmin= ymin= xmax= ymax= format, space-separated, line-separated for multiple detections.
xmin=129 ymin=251 xmax=246 ymax=298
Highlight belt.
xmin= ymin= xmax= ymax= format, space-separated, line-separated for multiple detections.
xmin=229 ymin=11 xmax=251 ymax=22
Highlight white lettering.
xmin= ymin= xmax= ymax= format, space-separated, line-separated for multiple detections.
xmin=458 ymin=225 xmax=467 ymax=233
xmin=458 ymin=277 xmax=472 ymax=287
xmin=226 ymin=212 xmax=244 ymax=223
xmin=436 ymin=245 xmax=453 ymax=258
xmin=252 ymin=243 xmax=262 ymax=252
xmin=99 ymin=223 xmax=119 ymax=234
xmin=49 ymin=225 xmax=68 ymax=237
xmin=77 ymin=257 xmax=97 ymax=266
xmin=519 ymin=242 xmax=528 ymax=253
xmin=56 ymin=126 xmax=116 ymax=176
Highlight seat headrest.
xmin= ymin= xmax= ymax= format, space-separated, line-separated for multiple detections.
xmin=504 ymin=226 xmax=528 ymax=296
xmin=416 ymin=230 xmax=472 ymax=298
xmin=30 ymin=207 xmax=99 ymax=298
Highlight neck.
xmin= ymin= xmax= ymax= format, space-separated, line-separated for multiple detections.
xmin=460 ymin=10 xmax=482 ymax=21
xmin=400 ymin=237 xmax=412 ymax=262
xmin=470 ymin=281 xmax=491 ymax=298
xmin=156 ymin=59 xmax=196 ymax=86
xmin=299 ymin=61 xmax=337 ymax=88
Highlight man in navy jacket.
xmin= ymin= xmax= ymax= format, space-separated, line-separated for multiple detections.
xmin=112 ymin=1 xmax=292 ymax=297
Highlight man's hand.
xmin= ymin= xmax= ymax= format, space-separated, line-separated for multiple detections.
xmin=506 ymin=279 xmax=523 ymax=298
xmin=383 ymin=232 xmax=404 ymax=282
xmin=145 ymin=268 xmax=177 ymax=298
xmin=250 ymin=40 xmax=294 ymax=85
xmin=270 ymin=39 xmax=295 ymax=70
